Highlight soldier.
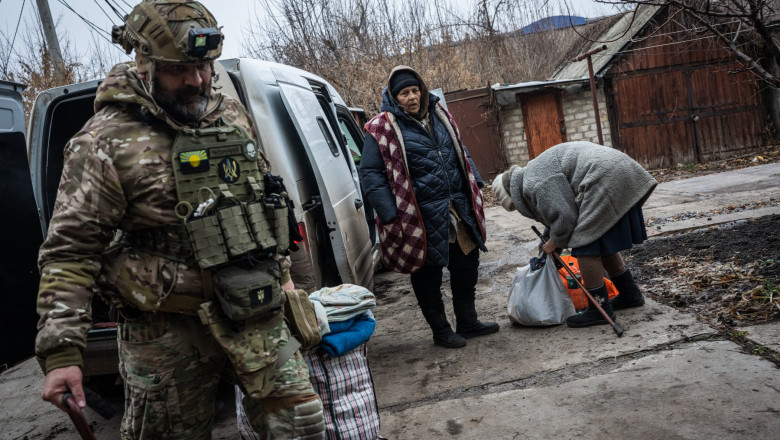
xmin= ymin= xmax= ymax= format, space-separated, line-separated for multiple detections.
xmin=35 ymin=1 xmax=325 ymax=438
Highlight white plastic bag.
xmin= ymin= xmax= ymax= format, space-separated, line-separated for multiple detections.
xmin=507 ymin=258 xmax=576 ymax=326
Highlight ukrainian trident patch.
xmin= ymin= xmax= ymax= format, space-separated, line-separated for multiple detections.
xmin=219 ymin=157 xmax=240 ymax=183
xmin=179 ymin=150 xmax=209 ymax=174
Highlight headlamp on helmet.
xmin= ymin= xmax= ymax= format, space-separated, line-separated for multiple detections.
xmin=187 ymin=28 xmax=221 ymax=58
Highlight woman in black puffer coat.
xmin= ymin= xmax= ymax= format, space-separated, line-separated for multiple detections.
xmin=359 ymin=66 xmax=499 ymax=348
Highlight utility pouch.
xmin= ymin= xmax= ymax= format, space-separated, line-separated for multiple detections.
xmin=198 ymin=301 xmax=282 ymax=397
xmin=246 ymin=201 xmax=277 ymax=251
xmin=263 ymin=172 xmax=291 ymax=253
xmin=212 ymin=260 xmax=282 ymax=322
xmin=217 ymin=201 xmax=257 ymax=257
xmin=283 ymin=289 xmax=322 ymax=350
xmin=186 ymin=214 xmax=229 ymax=269
xmin=265 ymin=196 xmax=290 ymax=253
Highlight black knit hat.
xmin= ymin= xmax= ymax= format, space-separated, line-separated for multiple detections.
xmin=390 ymin=71 xmax=420 ymax=97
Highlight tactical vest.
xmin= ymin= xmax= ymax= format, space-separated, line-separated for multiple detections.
xmin=172 ymin=122 xmax=290 ymax=268
xmin=121 ymin=121 xmax=291 ymax=319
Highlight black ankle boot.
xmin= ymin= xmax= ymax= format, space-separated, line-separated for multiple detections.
xmin=422 ymin=310 xmax=466 ymax=348
xmin=434 ymin=328 xmax=467 ymax=348
xmin=566 ymin=284 xmax=615 ymax=328
xmin=610 ymin=269 xmax=645 ymax=310
xmin=453 ymin=299 xmax=500 ymax=339
xmin=456 ymin=321 xmax=500 ymax=339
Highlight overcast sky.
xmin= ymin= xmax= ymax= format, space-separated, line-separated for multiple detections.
xmin=1 ymin=0 xmax=619 ymax=63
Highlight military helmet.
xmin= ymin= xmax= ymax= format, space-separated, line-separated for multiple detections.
xmin=112 ymin=1 xmax=223 ymax=63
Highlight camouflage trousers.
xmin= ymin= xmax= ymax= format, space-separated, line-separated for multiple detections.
xmin=117 ymin=310 xmax=324 ymax=439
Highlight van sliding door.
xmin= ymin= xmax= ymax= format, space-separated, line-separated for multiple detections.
xmin=277 ymin=82 xmax=374 ymax=288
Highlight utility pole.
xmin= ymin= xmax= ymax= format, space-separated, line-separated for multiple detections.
xmin=573 ymin=44 xmax=608 ymax=145
xmin=35 ymin=0 xmax=67 ymax=84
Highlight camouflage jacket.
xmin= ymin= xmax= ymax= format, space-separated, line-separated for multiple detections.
xmin=35 ymin=62 xmax=290 ymax=373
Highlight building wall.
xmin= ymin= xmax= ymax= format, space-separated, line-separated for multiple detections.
xmin=498 ymin=88 xmax=612 ymax=168
xmin=499 ymin=102 xmax=528 ymax=167
xmin=561 ymin=88 xmax=612 ymax=147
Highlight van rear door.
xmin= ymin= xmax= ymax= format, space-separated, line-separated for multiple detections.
xmin=0 ymin=80 xmax=43 ymax=368
xmin=277 ymin=81 xmax=375 ymax=288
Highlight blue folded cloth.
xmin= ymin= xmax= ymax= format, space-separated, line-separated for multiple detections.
xmin=320 ymin=311 xmax=376 ymax=357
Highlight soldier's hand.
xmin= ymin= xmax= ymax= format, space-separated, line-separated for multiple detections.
xmin=42 ymin=366 xmax=85 ymax=412
xmin=282 ymin=279 xmax=295 ymax=291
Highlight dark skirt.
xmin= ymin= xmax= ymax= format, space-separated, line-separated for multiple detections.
xmin=571 ymin=203 xmax=647 ymax=256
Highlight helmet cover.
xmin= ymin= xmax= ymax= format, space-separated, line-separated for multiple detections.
xmin=112 ymin=1 xmax=223 ymax=63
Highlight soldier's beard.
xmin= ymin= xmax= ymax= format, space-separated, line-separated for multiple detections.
xmin=153 ymin=77 xmax=211 ymax=123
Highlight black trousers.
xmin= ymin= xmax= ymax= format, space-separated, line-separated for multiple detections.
xmin=410 ymin=243 xmax=480 ymax=315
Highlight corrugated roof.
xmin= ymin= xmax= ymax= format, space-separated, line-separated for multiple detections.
xmin=490 ymin=78 xmax=589 ymax=105
xmin=553 ymin=5 xmax=662 ymax=80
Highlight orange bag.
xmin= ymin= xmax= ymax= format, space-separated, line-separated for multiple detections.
xmin=557 ymin=255 xmax=619 ymax=310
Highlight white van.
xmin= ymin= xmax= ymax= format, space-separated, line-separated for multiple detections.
xmin=18 ymin=59 xmax=380 ymax=375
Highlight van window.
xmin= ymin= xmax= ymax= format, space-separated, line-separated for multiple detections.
xmin=317 ymin=117 xmax=339 ymax=156
xmin=338 ymin=119 xmax=361 ymax=164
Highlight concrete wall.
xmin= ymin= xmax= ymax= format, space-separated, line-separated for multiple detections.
xmin=498 ymin=88 xmax=612 ymax=168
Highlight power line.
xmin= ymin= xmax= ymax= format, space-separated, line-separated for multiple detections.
xmin=103 ymin=0 xmax=127 ymax=20
xmin=91 ymin=0 xmax=115 ymax=23
xmin=56 ymin=0 xmax=109 ymax=36
xmin=3 ymin=0 xmax=26 ymax=76
xmin=55 ymin=0 xmax=121 ymax=50
xmin=114 ymin=0 xmax=133 ymax=9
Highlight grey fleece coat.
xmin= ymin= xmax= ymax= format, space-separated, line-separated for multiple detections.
xmin=507 ymin=142 xmax=657 ymax=249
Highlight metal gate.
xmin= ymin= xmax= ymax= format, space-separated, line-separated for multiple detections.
xmin=444 ymin=87 xmax=506 ymax=181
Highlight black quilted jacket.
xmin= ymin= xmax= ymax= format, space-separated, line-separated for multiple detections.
xmin=359 ymin=86 xmax=486 ymax=267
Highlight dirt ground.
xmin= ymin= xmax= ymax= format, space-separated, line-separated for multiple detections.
xmin=625 ymin=214 xmax=780 ymax=331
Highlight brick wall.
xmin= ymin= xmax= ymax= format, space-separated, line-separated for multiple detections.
xmin=497 ymin=88 xmax=612 ymax=169
xmin=561 ymin=89 xmax=612 ymax=146
xmin=499 ymin=102 xmax=528 ymax=166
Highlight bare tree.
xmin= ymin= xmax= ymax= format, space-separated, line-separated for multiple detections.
xmin=243 ymin=0 xmax=594 ymax=112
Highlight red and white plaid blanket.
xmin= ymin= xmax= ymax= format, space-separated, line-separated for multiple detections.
xmin=365 ymin=105 xmax=486 ymax=274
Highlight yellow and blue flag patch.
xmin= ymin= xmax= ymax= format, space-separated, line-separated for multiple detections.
xmin=179 ymin=150 xmax=209 ymax=174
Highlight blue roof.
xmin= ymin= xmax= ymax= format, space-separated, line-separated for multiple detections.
xmin=523 ymin=15 xmax=586 ymax=34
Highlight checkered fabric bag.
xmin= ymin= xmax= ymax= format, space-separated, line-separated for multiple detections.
xmin=305 ymin=343 xmax=381 ymax=440
xmin=235 ymin=344 xmax=381 ymax=440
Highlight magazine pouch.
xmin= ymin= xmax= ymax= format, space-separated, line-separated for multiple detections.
xmin=263 ymin=173 xmax=290 ymax=253
xmin=215 ymin=189 xmax=258 ymax=258
xmin=186 ymin=213 xmax=229 ymax=269
xmin=245 ymin=176 xmax=277 ymax=251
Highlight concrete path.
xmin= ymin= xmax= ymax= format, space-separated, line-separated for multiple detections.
xmin=368 ymin=162 xmax=780 ymax=439
xmin=1 ymin=163 xmax=778 ymax=439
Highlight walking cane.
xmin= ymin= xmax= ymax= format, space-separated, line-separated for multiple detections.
xmin=62 ymin=393 xmax=99 ymax=440
xmin=531 ymin=226 xmax=624 ymax=337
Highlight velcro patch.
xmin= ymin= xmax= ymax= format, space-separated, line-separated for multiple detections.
xmin=219 ymin=157 xmax=241 ymax=183
xmin=179 ymin=150 xmax=209 ymax=174
xmin=250 ymin=285 xmax=273 ymax=307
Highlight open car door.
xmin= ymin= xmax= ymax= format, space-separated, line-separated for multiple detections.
xmin=0 ymin=80 xmax=43 ymax=367
xmin=276 ymin=80 xmax=374 ymax=288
